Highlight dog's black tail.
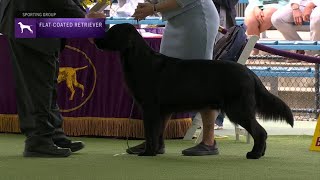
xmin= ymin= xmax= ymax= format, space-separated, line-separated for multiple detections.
xmin=253 ymin=72 xmax=294 ymax=127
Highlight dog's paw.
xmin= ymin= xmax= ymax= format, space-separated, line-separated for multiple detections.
xmin=246 ymin=151 xmax=263 ymax=159
xmin=138 ymin=151 xmax=157 ymax=156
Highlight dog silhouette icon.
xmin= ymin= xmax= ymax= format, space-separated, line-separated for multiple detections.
xmin=17 ymin=22 xmax=33 ymax=34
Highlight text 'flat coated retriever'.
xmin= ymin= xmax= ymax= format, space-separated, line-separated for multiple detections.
xmin=95 ymin=23 xmax=294 ymax=159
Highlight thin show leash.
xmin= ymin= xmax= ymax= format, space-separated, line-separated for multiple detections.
xmin=126 ymin=99 xmax=136 ymax=154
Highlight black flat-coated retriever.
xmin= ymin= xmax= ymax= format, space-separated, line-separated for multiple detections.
xmin=95 ymin=23 xmax=294 ymax=159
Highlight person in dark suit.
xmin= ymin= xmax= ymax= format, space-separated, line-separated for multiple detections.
xmin=213 ymin=0 xmax=239 ymax=28
xmin=0 ymin=0 xmax=86 ymax=157
xmin=212 ymin=0 xmax=239 ymax=130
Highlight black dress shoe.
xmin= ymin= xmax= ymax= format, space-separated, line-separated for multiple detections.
xmin=126 ymin=142 xmax=165 ymax=154
xmin=54 ymin=139 xmax=85 ymax=152
xmin=24 ymin=144 xmax=71 ymax=157
xmin=24 ymin=136 xmax=72 ymax=157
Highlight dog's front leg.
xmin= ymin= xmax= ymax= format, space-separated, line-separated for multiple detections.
xmin=139 ymin=106 xmax=161 ymax=156
xmin=158 ymin=113 xmax=172 ymax=152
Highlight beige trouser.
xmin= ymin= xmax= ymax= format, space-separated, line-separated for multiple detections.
xmin=271 ymin=4 xmax=320 ymax=41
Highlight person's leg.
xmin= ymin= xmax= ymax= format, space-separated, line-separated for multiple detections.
xmin=182 ymin=109 xmax=219 ymax=156
xmin=244 ymin=7 xmax=262 ymax=55
xmin=244 ymin=9 xmax=261 ymax=36
xmin=271 ymin=5 xmax=303 ymax=41
xmin=258 ymin=7 xmax=278 ymax=32
xmin=272 ymin=4 xmax=306 ymax=57
xmin=215 ymin=113 xmax=224 ymax=130
xmin=310 ymin=7 xmax=320 ymax=41
xmin=50 ymin=57 xmax=85 ymax=152
xmin=200 ymin=109 xmax=218 ymax=145
xmin=8 ymin=39 xmax=71 ymax=157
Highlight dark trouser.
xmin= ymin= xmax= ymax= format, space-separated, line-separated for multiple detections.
xmin=215 ymin=113 xmax=224 ymax=126
xmin=8 ymin=39 xmax=67 ymax=141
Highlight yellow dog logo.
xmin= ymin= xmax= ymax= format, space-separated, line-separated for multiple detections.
xmin=58 ymin=66 xmax=88 ymax=100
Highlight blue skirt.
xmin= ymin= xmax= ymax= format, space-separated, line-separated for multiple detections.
xmin=160 ymin=0 xmax=219 ymax=60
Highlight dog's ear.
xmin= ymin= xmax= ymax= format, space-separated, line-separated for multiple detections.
xmin=127 ymin=33 xmax=135 ymax=48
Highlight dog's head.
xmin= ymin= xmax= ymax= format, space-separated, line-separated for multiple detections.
xmin=95 ymin=23 xmax=140 ymax=51
xmin=18 ymin=22 xmax=22 ymax=25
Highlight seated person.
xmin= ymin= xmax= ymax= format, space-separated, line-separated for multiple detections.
xmin=115 ymin=0 xmax=144 ymax=17
xmin=271 ymin=0 xmax=320 ymax=55
xmin=244 ymin=0 xmax=289 ymax=55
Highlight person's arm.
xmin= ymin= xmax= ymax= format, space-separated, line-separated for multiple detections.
xmin=0 ymin=0 xmax=10 ymax=24
xmin=154 ymin=0 xmax=180 ymax=13
xmin=303 ymin=1 xmax=316 ymax=21
xmin=45 ymin=0 xmax=86 ymax=18
xmin=132 ymin=0 xmax=181 ymax=20
xmin=288 ymin=0 xmax=303 ymax=25
xmin=132 ymin=0 xmax=199 ymax=20
xmin=306 ymin=1 xmax=317 ymax=9
xmin=154 ymin=0 xmax=198 ymax=13
xmin=290 ymin=0 xmax=301 ymax=10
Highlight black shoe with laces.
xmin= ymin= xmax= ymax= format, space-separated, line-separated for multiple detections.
xmin=24 ymin=136 xmax=71 ymax=157
xmin=54 ymin=139 xmax=85 ymax=152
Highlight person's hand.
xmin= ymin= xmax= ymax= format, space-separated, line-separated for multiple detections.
xmin=85 ymin=12 xmax=107 ymax=19
xmin=303 ymin=7 xmax=312 ymax=22
xmin=292 ymin=9 xmax=303 ymax=25
xmin=132 ymin=3 xmax=154 ymax=20
xmin=303 ymin=6 xmax=315 ymax=22
xmin=254 ymin=7 xmax=264 ymax=24
xmin=303 ymin=2 xmax=316 ymax=22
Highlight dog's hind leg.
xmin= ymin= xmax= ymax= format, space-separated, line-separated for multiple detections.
xmin=74 ymin=82 xmax=85 ymax=97
xmin=245 ymin=122 xmax=267 ymax=159
xmin=72 ymin=74 xmax=85 ymax=97
xmin=66 ymin=79 xmax=75 ymax=100
xmin=139 ymin=105 xmax=162 ymax=156
xmin=226 ymin=105 xmax=267 ymax=159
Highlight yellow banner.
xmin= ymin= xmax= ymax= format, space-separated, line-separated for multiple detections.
xmin=310 ymin=116 xmax=320 ymax=151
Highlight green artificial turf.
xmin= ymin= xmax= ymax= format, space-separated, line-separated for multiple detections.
xmin=0 ymin=134 xmax=319 ymax=180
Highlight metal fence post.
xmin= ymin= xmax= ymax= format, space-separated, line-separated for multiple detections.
xmin=314 ymin=63 xmax=319 ymax=118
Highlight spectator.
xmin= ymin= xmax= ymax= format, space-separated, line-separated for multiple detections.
xmin=115 ymin=0 xmax=145 ymax=17
xmin=245 ymin=0 xmax=289 ymax=55
xmin=213 ymin=0 xmax=239 ymax=29
xmin=213 ymin=0 xmax=239 ymax=130
xmin=272 ymin=0 xmax=320 ymax=55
